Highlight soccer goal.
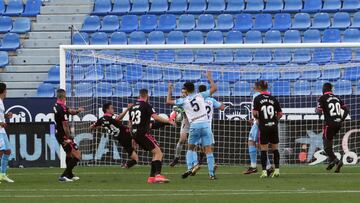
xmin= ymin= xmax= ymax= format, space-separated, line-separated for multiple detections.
xmin=59 ymin=43 xmax=360 ymax=168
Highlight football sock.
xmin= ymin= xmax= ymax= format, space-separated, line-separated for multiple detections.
xmin=150 ymin=161 xmax=156 ymax=177
xmin=206 ymin=153 xmax=215 ymax=176
xmin=266 ymin=155 xmax=272 ymax=170
xmin=186 ymin=150 xmax=194 ymax=170
xmin=1 ymin=154 xmax=9 ymax=174
xmin=273 ymin=150 xmax=280 ymax=169
xmin=126 ymin=159 xmax=137 ymax=168
xmin=260 ymin=151 xmax=268 ymax=171
xmin=153 ymin=160 xmax=162 ymax=176
xmin=192 ymin=151 xmax=198 ymax=166
xmin=249 ymin=145 xmax=257 ymax=168
xmin=175 ymin=142 xmax=183 ymax=158
xmin=324 ymin=139 xmax=337 ymax=162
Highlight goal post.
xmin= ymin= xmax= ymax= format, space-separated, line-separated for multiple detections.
xmin=59 ymin=43 xmax=360 ymax=168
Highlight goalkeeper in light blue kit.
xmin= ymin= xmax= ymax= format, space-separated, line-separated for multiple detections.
xmin=167 ymin=71 xmax=218 ymax=180
xmin=243 ymin=82 xmax=272 ymax=175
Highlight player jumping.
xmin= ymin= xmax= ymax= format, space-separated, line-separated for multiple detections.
xmin=129 ymin=89 xmax=176 ymax=184
xmin=54 ymin=89 xmax=84 ymax=182
xmin=167 ymin=71 xmax=218 ymax=180
xmin=315 ymin=83 xmax=349 ymax=173
xmin=0 ymin=83 xmax=14 ymax=183
xmin=252 ymin=81 xmax=283 ymax=178
xmin=90 ymin=102 xmax=139 ymax=169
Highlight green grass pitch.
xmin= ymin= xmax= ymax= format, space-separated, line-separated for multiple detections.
xmin=1 ymin=165 xmax=360 ymax=203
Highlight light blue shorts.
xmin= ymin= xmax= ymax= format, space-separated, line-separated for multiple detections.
xmin=248 ymin=123 xmax=259 ymax=142
xmin=189 ymin=122 xmax=213 ymax=147
xmin=0 ymin=133 xmax=10 ymax=151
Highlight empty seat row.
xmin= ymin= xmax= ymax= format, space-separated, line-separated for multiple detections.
xmin=93 ymin=0 xmax=360 ymax=15
xmin=0 ymin=17 xmax=31 ymax=33
xmin=0 ymin=33 xmax=20 ymax=51
xmin=0 ymin=0 xmax=41 ymax=17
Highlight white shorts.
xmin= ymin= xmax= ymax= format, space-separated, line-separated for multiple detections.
xmin=0 ymin=133 xmax=11 ymax=151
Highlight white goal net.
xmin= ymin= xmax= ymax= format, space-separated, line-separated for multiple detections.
xmin=59 ymin=43 xmax=360 ymax=168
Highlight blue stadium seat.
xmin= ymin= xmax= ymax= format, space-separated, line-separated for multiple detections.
xmin=226 ymin=30 xmax=243 ymax=44
xmin=172 ymin=82 xmax=185 ymax=96
xmin=177 ymin=14 xmax=195 ymax=31
xmin=77 ymin=51 xmax=97 ymax=65
xmin=245 ymin=0 xmax=264 ymax=12
xmin=281 ymin=70 xmax=300 ymax=81
xmin=264 ymin=30 xmax=281 ymax=43
xmin=183 ymin=69 xmax=202 ymax=81
xmin=138 ymin=50 xmax=156 ymax=60
xmin=303 ymin=0 xmax=322 ymax=13
xmin=312 ymin=13 xmax=331 ymax=29
xmin=343 ymin=66 xmax=360 ymax=80
xmin=45 ymin=66 xmax=60 ymax=83
xmin=293 ymin=80 xmax=311 ymax=95
xmin=261 ymin=71 xmax=280 ymax=81
xmin=194 ymin=50 xmax=213 ymax=63
xmin=37 ymin=83 xmax=55 ymax=97
xmin=0 ymin=0 xmax=4 ymax=15
xmin=73 ymin=32 xmax=89 ymax=45
xmin=311 ymin=80 xmax=328 ymax=95
xmin=301 ymin=69 xmax=321 ymax=80
xmin=84 ymin=66 xmax=105 ymax=81
xmin=272 ymin=81 xmax=290 ymax=96
xmin=273 ymin=49 xmax=291 ymax=64
xmin=186 ymin=30 xmax=204 ymax=44
xmin=158 ymin=14 xmax=176 ymax=32
xmin=206 ymin=31 xmax=223 ymax=44
xmin=214 ymin=82 xmax=231 ymax=96
xmin=223 ymin=72 xmax=241 ymax=82
xmin=303 ymin=29 xmax=321 ymax=42
xmin=207 ymin=0 xmax=225 ymax=13
xmin=110 ymin=32 xmax=127 ymax=44
xmin=104 ymin=65 xmax=123 ymax=81
xmin=343 ymin=29 xmax=360 ymax=42
xmin=175 ymin=50 xmax=194 ymax=63
xmin=93 ymin=0 xmax=111 ymax=15
xmin=130 ymin=0 xmax=149 ymax=14
xmin=22 ymin=0 xmax=41 ymax=17
xmin=253 ymin=50 xmax=272 ymax=64
xmin=188 ymin=0 xmax=206 ymax=13
xmin=356 ymin=81 xmax=360 ymax=95
xmin=99 ymin=15 xmax=119 ymax=32
xmin=11 ymin=18 xmax=31 ymax=33
xmin=195 ymin=14 xmax=215 ymax=31
xmin=234 ymin=14 xmax=252 ymax=32
xmin=215 ymin=14 xmax=233 ymax=31
xmin=320 ymin=68 xmax=341 ymax=81
xmin=112 ymin=0 xmax=130 ymax=14
xmin=148 ymin=31 xmax=165 ymax=44
xmin=334 ymin=80 xmax=352 ymax=95
xmin=124 ymin=64 xmax=143 ymax=81
xmin=293 ymin=49 xmax=311 ymax=63
xmin=149 ymin=0 xmax=168 ymax=13
xmin=152 ymin=82 xmax=168 ymax=97
xmin=233 ymin=81 xmax=251 ymax=96
xmin=225 ymin=0 xmax=244 ymax=12
xmin=167 ymin=31 xmax=185 ymax=44
xmin=254 ymin=14 xmax=272 ymax=31
xmin=323 ymin=0 xmax=341 ymax=11
xmin=5 ymin=0 xmax=24 ymax=16
xmin=283 ymin=30 xmax=301 ymax=43
xmin=350 ymin=12 xmax=360 ymax=28
xmin=75 ymin=83 xmax=93 ymax=97
xmin=245 ymin=30 xmax=262 ymax=43
xmin=157 ymin=50 xmax=175 ymax=62
xmin=169 ymin=0 xmax=188 ymax=13
xmin=133 ymin=82 xmax=153 ymax=96
xmin=333 ymin=48 xmax=352 ymax=63
xmin=241 ymin=71 xmax=261 ymax=81
xmin=90 ymin=32 xmax=108 ymax=45
xmin=114 ymin=82 xmax=132 ymax=97
xmin=292 ymin=13 xmax=311 ymax=30
xmin=143 ymin=66 xmax=163 ymax=81
xmin=95 ymin=82 xmax=112 ymax=97
xmin=284 ymin=0 xmax=302 ymax=12
xmin=139 ymin=15 xmax=157 ymax=32
xmin=214 ymin=50 xmax=233 ymax=63
xmin=119 ymin=15 xmax=138 ymax=33
xmin=264 ymin=0 xmax=284 ymax=12
xmin=0 ymin=51 xmax=8 ymax=67
xmin=322 ymin=29 xmax=341 ymax=42
xmin=98 ymin=50 xmax=114 ymax=64
xmin=81 ymin=16 xmax=101 ymax=32
xmin=273 ymin=13 xmax=291 ymax=31
xmin=233 ymin=49 xmax=252 ymax=63
xmin=163 ymin=68 xmax=182 ymax=81
xmin=332 ymin=12 xmax=350 ymax=29
xmin=66 ymin=66 xmax=84 ymax=81
xmin=312 ymin=48 xmax=331 ymax=64
xmin=0 ymin=33 xmax=20 ymax=51
xmin=200 ymin=71 xmax=222 ymax=81
xmin=0 ymin=16 xmax=12 ymax=33
xmin=342 ymin=0 xmax=360 ymax=11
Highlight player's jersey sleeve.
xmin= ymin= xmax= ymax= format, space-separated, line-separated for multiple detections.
xmin=55 ymin=105 xmax=68 ymax=122
xmin=94 ymin=117 xmax=104 ymax=127
xmin=200 ymin=90 xmax=211 ymax=99
xmin=175 ymin=98 xmax=185 ymax=107
xmin=253 ymin=96 xmax=261 ymax=112
xmin=209 ymin=98 xmax=222 ymax=109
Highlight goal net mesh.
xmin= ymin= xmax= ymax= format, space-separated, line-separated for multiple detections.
xmin=61 ymin=45 xmax=360 ymax=167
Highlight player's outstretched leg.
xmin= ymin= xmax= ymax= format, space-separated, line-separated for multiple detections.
xmin=170 ymin=133 xmax=187 ymax=167
xmin=123 ymin=151 xmax=138 ymax=169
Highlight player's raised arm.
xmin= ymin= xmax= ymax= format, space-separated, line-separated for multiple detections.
xmin=166 ymin=83 xmax=176 ymax=105
xmin=152 ymin=114 xmax=176 ymax=127
xmin=206 ymin=71 xmax=217 ymax=95
xmin=116 ymin=103 xmax=133 ymax=121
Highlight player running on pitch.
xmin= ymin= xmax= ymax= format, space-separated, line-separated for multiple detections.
xmin=315 ymin=82 xmax=349 ymax=173
xmin=90 ymin=102 xmax=139 ymax=169
xmin=0 ymin=83 xmax=14 ymax=183
xmin=129 ymin=89 xmax=176 ymax=184
xmin=54 ymin=89 xmax=84 ymax=182
xmin=252 ymin=81 xmax=283 ymax=178
xmin=167 ymin=71 xmax=218 ymax=180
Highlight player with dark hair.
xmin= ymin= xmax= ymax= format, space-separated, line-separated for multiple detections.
xmin=90 ymin=102 xmax=139 ymax=169
xmin=129 ymin=89 xmax=176 ymax=184
xmin=252 ymin=81 xmax=283 ymax=178
xmin=315 ymin=82 xmax=349 ymax=173
xmin=0 ymin=83 xmax=14 ymax=183
xmin=53 ymin=89 xmax=84 ymax=182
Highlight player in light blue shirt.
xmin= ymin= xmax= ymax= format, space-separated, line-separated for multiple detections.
xmin=167 ymin=71 xmax=218 ymax=180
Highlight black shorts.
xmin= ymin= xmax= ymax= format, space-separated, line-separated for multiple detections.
xmin=56 ymin=133 xmax=79 ymax=154
xmin=133 ymin=132 xmax=159 ymax=152
xmin=116 ymin=127 xmax=134 ymax=156
xmin=323 ymin=124 xmax=341 ymax=140
xmin=258 ymin=126 xmax=279 ymax=145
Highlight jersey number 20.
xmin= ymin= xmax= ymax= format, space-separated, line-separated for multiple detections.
xmin=329 ymin=102 xmax=341 ymax=116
